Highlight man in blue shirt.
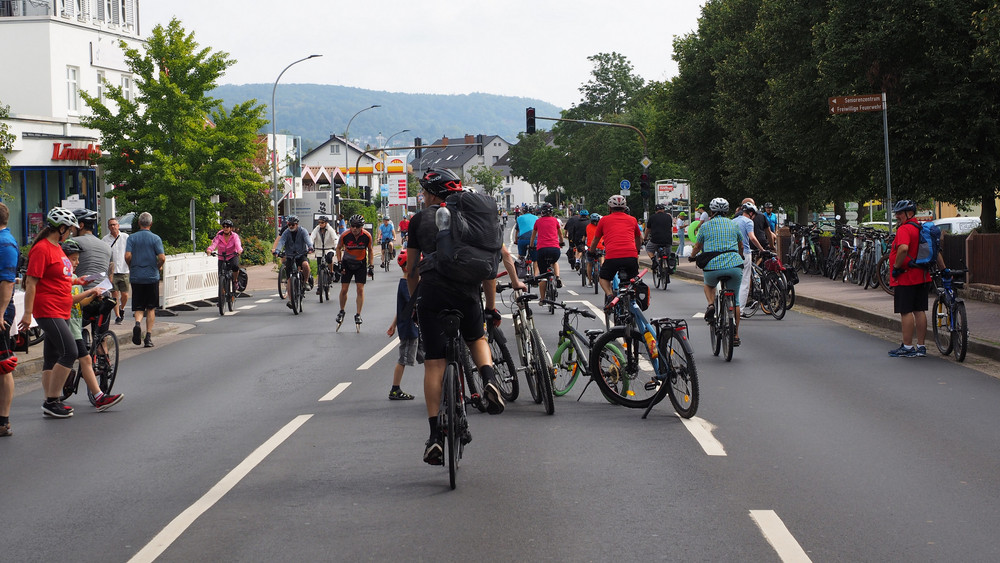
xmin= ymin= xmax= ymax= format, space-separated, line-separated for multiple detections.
xmin=514 ymin=206 xmax=539 ymax=260
xmin=763 ymin=202 xmax=778 ymax=233
xmin=0 ymin=203 xmax=19 ymax=436
xmin=377 ymin=216 xmax=396 ymax=266
xmin=125 ymin=212 xmax=165 ymax=347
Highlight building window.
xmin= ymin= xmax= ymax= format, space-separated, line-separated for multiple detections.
xmin=67 ymin=66 xmax=80 ymax=112
xmin=492 ymin=156 xmax=499 ymax=164
xmin=120 ymin=0 xmax=127 ymax=26
xmin=104 ymin=0 xmax=114 ymax=23
xmin=96 ymin=71 xmax=105 ymax=102
xmin=329 ymin=144 xmax=340 ymax=155
xmin=121 ymin=75 xmax=132 ymax=102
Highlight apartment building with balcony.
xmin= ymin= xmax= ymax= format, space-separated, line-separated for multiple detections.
xmin=0 ymin=0 xmax=143 ymax=243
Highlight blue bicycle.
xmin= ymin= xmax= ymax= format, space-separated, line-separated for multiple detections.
xmin=589 ymin=269 xmax=699 ymax=417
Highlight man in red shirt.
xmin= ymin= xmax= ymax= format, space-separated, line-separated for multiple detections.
xmin=589 ymin=194 xmax=642 ymax=297
xmin=888 ymin=199 xmax=934 ymax=357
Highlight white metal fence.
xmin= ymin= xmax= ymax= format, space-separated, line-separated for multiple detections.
xmin=161 ymin=253 xmax=220 ymax=308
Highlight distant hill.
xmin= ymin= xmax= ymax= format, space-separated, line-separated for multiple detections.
xmin=210 ymin=84 xmax=564 ymax=153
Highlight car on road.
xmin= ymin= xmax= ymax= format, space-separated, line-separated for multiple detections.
xmin=117 ymin=212 xmax=134 ymax=233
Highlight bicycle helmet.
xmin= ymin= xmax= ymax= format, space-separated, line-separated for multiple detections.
xmin=0 ymin=350 xmax=17 ymax=375
xmin=590 ymin=213 xmax=601 ymax=224
xmin=741 ymin=202 xmax=758 ymax=215
xmin=47 ymin=207 xmax=79 ymax=229
xmin=539 ymin=202 xmax=554 ymax=216
xmin=709 ymin=197 xmax=730 ymax=214
xmin=580 ymin=209 xmax=589 ymax=216
xmin=318 ymin=216 xmax=330 ymax=223
xmin=419 ymin=168 xmax=463 ymax=198
xmin=348 ymin=214 xmax=365 ymax=227
xmin=892 ymin=199 xmax=917 ymax=213
xmin=61 ymin=238 xmax=82 ymax=255
xmin=383 ymin=216 xmax=390 ymax=221
xmin=607 ymin=194 xmax=627 ymax=209
xmin=396 ymin=249 xmax=408 ymax=268
xmin=221 ymin=218 xmax=234 ymax=227
xmin=655 ymin=203 xmax=667 ymax=211
xmin=73 ymin=208 xmax=98 ymax=228
xmin=764 ymin=202 xmax=773 ymax=209
xmin=286 ymin=215 xmax=299 ymax=225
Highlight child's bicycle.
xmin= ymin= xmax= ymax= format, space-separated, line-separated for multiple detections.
xmin=61 ymin=292 xmax=119 ymax=405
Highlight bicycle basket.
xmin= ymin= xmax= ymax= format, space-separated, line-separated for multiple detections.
xmin=634 ymin=280 xmax=651 ymax=311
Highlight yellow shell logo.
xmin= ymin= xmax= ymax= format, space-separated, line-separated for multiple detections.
xmin=374 ymin=162 xmax=384 ymax=172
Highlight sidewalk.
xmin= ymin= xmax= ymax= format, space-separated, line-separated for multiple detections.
xmin=667 ymin=258 xmax=1000 ymax=362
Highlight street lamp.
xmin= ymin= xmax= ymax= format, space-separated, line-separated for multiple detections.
xmin=271 ymin=54 xmax=322 ymax=239
xmin=379 ymin=129 xmax=410 ymax=215
xmin=341 ymin=104 xmax=380 ymax=212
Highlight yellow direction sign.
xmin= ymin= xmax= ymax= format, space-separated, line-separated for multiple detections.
xmin=829 ymin=94 xmax=884 ymax=114
xmin=641 ymin=157 xmax=652 ymax=168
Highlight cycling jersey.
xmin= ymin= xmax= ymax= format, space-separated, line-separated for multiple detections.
xmin=591 ymin=212 xmax=640 ymax=260
xmin=339 ymin=230 xmax=372 ymax=263
xmin=533 ymin=216 xmax=561 ymax=248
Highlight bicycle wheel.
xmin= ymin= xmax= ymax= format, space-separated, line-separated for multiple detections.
xmin=589 ymin=327 xmax=659 ymax=408
xmin=530 ymin=330 xmax=555 ymax=415
xmin=277 ymin=265 xmax=287 ymax=299
xmin=218 ymin=277 xmax=225 ymax=316
xmin=659 ymin=329 xmax=699 ymax=418
xmin=721 ymin=292 xmax=735 ymax=362
xmin=226 ymin=275 xmax=235 ymax=312
xmin=461 ymin=343 xmax=487 ymax=413
xmin=317 ymin=268 xmax=326 ymax=303
xmin=592 ymin=267 xmax=600 ymax=294
xmin=290 ymin=275 xmax=300 ymax=315
xmin=489 ymin=328 xmax=519 ymax=402
xmin=877 ymin=254 xmax=894 ymax=296
xmin=547 ymin=283 xmax=557 ymax=315
xmin=709 ymin=303 xmax=721 ymax=357
xmin=552 ymin=338 xmax=583 ymax=396
xmin=953 ymin=302 xmax=968 ymax=362
xmin=782 ymin=272 xmax=796 ymax=309
xmin=522 ymin=330 xmax=541 ymax=404
xmin=94 ymin=331 xmax=119 ymax=394
xmin=765 ymin=273 xmax=786 ymax=320
xmin=931 ymin=297 xmax=953 ymax=355
xmin=443 ymin=363 xmax=459 ymax=489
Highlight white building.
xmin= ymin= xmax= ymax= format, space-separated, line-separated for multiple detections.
xmin=0 ymin=0 xmax=144 ymax=243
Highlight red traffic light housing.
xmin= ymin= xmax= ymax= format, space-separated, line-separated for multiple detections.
xmin=526 ymin=107 xmax=536 ymax=134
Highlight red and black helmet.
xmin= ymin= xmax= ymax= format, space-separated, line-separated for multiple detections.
xmin=419 ymin=168 xmax=463 ymax=198
xmin=397 ymin=249 xmax=408 ymax=268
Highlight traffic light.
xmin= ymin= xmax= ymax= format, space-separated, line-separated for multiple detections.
xmin=640 ymin=173 xmax=651 ymax=197
xmin=333 ymin=185 xmax=340 ymax=205
xmin=414 ymin=137 xmax=422 ymax=159
xmin=476 ymin=134 xmax=484 ymax=156
xmin=364 ymin=186 xmax=372 ymax=205
xmin=526 ymin=107 xmax=536 ymax=134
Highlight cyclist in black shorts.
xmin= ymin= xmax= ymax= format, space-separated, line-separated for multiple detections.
xmin=272 ymin=216 xmax=313 ymax=309
xmin=335 ymin=214 xmax=374 ymax=326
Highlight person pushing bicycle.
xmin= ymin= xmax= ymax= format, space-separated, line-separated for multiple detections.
xmin=335 ymin=214 xmax=374 ymax=327
xmin=272 ymin=216 xmax=313 ymax=310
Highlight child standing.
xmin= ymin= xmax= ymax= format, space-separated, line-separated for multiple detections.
xmin=385 ymin=250 xmax=420 ymax=401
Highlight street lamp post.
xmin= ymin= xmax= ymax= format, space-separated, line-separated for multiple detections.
xmin=341 ymin=104 xmax=380 ymax=215
xmin=271 ymin=54 xmax=322 ymax=239
xmin=380 ymin=128 xmax=410 ymax=215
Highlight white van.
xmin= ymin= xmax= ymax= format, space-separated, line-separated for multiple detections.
xmin=933 ymin=216 xmax=981 ymax=235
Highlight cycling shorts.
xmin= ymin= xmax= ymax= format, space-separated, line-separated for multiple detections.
xmin=535 ymin=247 xmax=560 ymax=274
xmin=341 ymin=260 xmax=367 ymax=285
xmin=416 ymin=287 xmax=485 ymax=360
xmin=645 ymin=242 xmax=671 ymax=254
xmin=599 ymin=257 xmax=639 ymax=282
xmin=284 ymin=255 xmax=308 ymax=277
xmin=37 ymin=317 xmax=76 ymax=371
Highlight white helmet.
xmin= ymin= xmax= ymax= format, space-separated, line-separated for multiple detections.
xmin=741 ymin=202 xmax=758 ymax=215
xmin=47 ymin=207 xmax=80 ymax=228
xmin=607 ymin=194 xmax=627 ymax=209
xmin=709 ymin=197 xmax=730 ymax=214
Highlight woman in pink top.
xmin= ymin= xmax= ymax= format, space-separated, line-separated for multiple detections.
xmin=206 ymin=218 xmax=243 ymax=289
xmin=529 ymin=202 xmax=565 ymax=299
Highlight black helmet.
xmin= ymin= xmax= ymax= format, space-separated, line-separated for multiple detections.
xmin=892 ymin=200 xmax=917 ymax=213
xmin=73 ymin=208 xmax=98 ymax=228
xmin=318 ymin=216 xmax=330 ymax=223
xmin=221 ymin=218 xmax=234 ymax=227
xmin=61 ymin=238 xmax=83 ymax=255
xmin=764 ymin=202 xmax=773 ymax=209
xmin=349 ymin=214 xmax=365 ymax=227
xmin=419 ymin=168 xmax=463 ymax=198
xmin=539 ymin=202 xmax=554 ymax=216
xmin=655 ymin=203 xmax=667 ymax=211
xmin=286 ymin=215 xmax=299 ymax=225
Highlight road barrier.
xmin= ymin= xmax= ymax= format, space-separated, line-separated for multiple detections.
xmin=161 ymin=253 xmax=219 ymax=308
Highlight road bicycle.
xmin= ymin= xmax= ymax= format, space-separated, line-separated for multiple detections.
xmin=650 ymin=244 xmax=676 ymax=290
xmin=213 ymin=252 xmax=238 ymax=316
xmin=931 ymin=267 xmax=969 ymax=362
xmin=497 ymin=271 xmax=555 ymax=415
xmin=315 ymin=249 xmax=336 ymax=303
xmin=545 ymin=299 xmax=624 ymax=398
xmin=589 ymin=269 xmax=699 ymax=417
xmin=380 ymin=238 xmax=395 ymax=271
xmin=437 ymin=309 xmax=472 ymax=490
xmin=61 ymin=292 xmax=119 ymax=404
xmin=707 ymin=274 xmax=737 ymax=362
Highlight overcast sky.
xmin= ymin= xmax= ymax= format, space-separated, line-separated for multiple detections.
xmin=141 ymin=0 xmax=707 ymax=109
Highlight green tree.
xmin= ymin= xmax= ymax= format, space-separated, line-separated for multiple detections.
xmin=464 ymin=164 xmax=504 ymax=197
xmin=80 ymin=18 xmax=269 ymax=246
xmin=0 ymin=101 xmax=14 ymax=188
xmin=575 ymin=52 xmax=646 ymax=119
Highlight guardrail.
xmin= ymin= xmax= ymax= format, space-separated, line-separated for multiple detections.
xmin=161 ymin=253 xmax=219 ymax=308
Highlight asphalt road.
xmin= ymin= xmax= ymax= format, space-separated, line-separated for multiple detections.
xmin=3 ymin=253 xmax=1000 ymax=562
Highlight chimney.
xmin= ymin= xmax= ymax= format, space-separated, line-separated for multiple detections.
xmin=441 ymin=136 xmax=449 ymax=146
xmin=464 ymin=134 xmax=475 ymax=145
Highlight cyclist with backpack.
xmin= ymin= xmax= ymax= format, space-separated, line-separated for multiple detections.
xmin=335 ymin=214 xmax=374 ymax=327
xmin=589 ymin=195 xmax=642 ymax=299
xmin=887 ymin=200 xmax=945 ymax=357
xmin=406 ymin=168 xmax=505 ymax=466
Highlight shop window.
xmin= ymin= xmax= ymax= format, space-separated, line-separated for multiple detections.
xmin=67 ymin=66 xmax=80 ymax=112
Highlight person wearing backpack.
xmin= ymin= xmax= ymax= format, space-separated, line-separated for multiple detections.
xmin=887 ymin=199 xmax=944 ymax=358
xmin=406 ymin=168 xmax=505 ymax=466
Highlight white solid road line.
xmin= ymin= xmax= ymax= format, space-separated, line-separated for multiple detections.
xmin=128 ymin=414 xmax=314 ymax=563
xmin=749 ymin=510 xmax=812 ymax=563
xmin=678 ymin=416 xmax=727 ymax=456
xmin=319 ymin=382 xmax=352 ymax=402
xmin=357 ymin=340 xmax=399 ymax=370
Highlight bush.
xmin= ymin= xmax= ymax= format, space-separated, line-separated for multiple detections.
xmin=240 ymin=236 xmax=272 ymax=266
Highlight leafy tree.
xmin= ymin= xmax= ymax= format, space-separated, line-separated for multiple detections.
xmin=0 ymin=101 xmax=14 ymax=188
xmin=575 ymin=52 xmax=646 ymax=119
xmin=464 ymin=164 xmax=504 ymax=197
xmin=80 ymin=18 xmax=269 ymax=246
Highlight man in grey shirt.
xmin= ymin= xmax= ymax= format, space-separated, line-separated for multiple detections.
xmin=72 ymin=209 xmax=114 ymax=290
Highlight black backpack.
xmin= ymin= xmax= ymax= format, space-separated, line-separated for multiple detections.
xmin=419 ymin=191 xmax=502 ymax=285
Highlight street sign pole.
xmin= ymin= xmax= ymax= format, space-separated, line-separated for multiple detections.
xmin=829 ymin=93 xmax=893 ymax=229
xmin=881 ymin=92 xmax=893 ymax=231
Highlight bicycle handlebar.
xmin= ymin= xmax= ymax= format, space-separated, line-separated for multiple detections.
xmin=539 ymin=299 xmax=596 ymax=319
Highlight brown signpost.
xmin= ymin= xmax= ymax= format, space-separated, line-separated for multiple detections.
xmin=828 ymin=94 xmax=884 ymax=114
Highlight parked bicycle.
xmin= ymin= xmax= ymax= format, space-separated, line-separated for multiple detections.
xmin=589 ymin=269 xmax=699 ymax=417
xmin=61 ymin=292 xmax=119 ymax=404
xmin=931 ymin=267 xmax=969 ymax=362
xmin=546 ymin=299 xmax=624 ymax=398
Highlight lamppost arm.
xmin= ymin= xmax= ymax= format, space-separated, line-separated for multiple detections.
xmin=271 ymin=54 xmax=321 ymax=238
